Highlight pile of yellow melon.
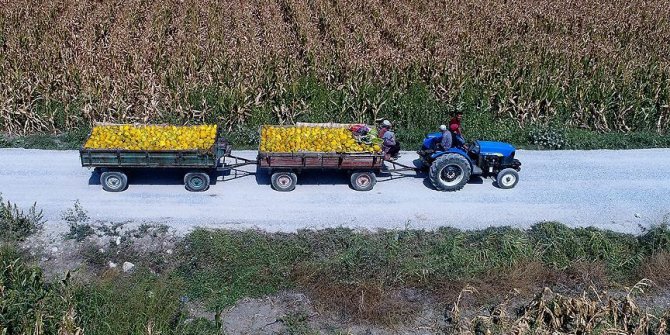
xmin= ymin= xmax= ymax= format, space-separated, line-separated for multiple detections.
xmin=260 ymin=126 xmax=381 ymax=153
xmin=83 ymin=124 xmax=217 ymax=151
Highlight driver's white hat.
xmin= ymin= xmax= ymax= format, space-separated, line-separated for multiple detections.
xmin=439 ymin=124 xmax=447 ymax=131
xmin=382 ymin=119 xmax=391 ymax=127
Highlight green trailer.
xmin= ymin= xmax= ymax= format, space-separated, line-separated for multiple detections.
xmin=80 ymin=133 xmax=252 ymax=192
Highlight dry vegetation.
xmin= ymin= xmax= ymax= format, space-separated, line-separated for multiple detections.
xmin=4 ymin=198 xmax=670 ymax=334
xmin=1 ymin=0 xmax=669 ymax=140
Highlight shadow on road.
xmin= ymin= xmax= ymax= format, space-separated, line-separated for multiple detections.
xmin=255 ymin=169 xmax=353 ymax=187
xmin=421 ymin=175 xmax=485 ymax=191
xmin=87 ymin=168 xmax=222 ymax=186
xmin=85 ymin=163 xmax=489 ymax=191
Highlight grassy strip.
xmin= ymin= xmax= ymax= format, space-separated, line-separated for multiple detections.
xmin=2 ymin=222 xmax=670 ymax=334
xmin=178 ymin=223 xmax=669 ymax=313
xmin=3 ymin=126 xmax=670 ymax=151
xmin=0 ymin=128 xmax=91 ymax=150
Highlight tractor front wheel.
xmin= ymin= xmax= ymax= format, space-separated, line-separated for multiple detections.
xmin=496 ymin=168 xmax=519 ymax=189
xmin=429 ymin=154 xmax=471 ymax=191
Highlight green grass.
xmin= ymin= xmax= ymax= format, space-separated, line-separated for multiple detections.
xmin=0 ymin=194 xmax=44 ymax=242
xmin=177 ymin=230 xmax=309 ymax=310
xmin=73 ymin=271 xmax=219 ymax=335
xmin=3 ymin=123 xmax=669 ymax=151
xmin=176 ymin=222 xmax=670 ymax=311
xmin=0 ymin=127 xmax=91 ymax=150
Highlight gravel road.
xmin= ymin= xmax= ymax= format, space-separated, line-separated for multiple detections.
xmin=1 ymin=148 xmax=669 ymax=234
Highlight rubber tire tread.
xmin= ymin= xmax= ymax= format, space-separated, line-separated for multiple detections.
xmin=271 ymin=171 xmax=297 ymax=192
xmin=350 ymin=172 xmax=377 ymax=191
xmin=429 ymin=153 xmax=471 ymax=191
xmin=496 ymin=168 xmax=519 ymax=189
xmin=101 ymin=171 xmax=128 ymax=192
xmin=184 ymin=172 xmax=210 ymax=192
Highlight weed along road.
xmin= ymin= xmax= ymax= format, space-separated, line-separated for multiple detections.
xmin=1 ymin=148 xmax=669 ymax=234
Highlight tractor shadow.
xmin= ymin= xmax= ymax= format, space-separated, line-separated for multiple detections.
xmin=408 ymin=158 xmax=487 ymax=191
xmin=491 ymin=180 xmax=506 ymax=189
xmin=421 ymin=175 xmax=484 ymax=191
xmin=87 ymin=168 xmax=220 ymax=187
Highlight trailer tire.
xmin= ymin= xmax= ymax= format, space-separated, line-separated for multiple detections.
xmin=350 ymin=172 xmax=376 ymax=191
xmin=100 ymin=171 xmax=128 ymax=192
xmin=496 ymin=168 xmax=519 ymax=189
xmin=429 ymin=153 xmax=471 ymax=191
xmin=271 ymin=171 xmax=297 ymax=192
xmin=184 ymin=172 xmax=210 ymax=192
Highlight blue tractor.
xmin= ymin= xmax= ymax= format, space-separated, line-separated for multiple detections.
xmin=417 ymin=132 xmax=522 ymax=191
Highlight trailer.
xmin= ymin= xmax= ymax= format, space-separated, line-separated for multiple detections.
xmin=257 ymin=151 xmax=385 ymax=191
xmin=80 ymin=130 xmax=253 ymax=192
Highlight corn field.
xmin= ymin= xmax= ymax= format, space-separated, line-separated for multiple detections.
xmin=1 ymin=0 xmax=669 ymax=138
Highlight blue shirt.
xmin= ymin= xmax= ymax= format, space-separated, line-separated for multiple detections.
xmin=440 ymin=131 xmax=452 ymax=150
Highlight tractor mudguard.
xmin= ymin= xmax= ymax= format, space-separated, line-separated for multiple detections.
xmin=430 ymin=147 xmax=474 ymax=171
xmin=422 ymin=132 xmax=442 ymax=150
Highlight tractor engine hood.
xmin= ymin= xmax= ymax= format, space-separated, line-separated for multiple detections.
xmin=477 ymin=141 xmax=516 ymax=157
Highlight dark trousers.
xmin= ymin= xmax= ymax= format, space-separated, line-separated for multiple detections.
xmin=386 ymin=142 xmax=400 ymax=157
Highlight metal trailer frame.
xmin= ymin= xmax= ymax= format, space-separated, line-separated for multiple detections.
xmin=79 ymin=129 xmax=258 ymax=192
xmin=253 ymin=150 xmax=428 ymax=191
xmin=79 ymin=123 xmax=426 ymax=192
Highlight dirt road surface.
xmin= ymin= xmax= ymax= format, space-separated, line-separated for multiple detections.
xmin=1 ymin=148 xmax=668 ymax=234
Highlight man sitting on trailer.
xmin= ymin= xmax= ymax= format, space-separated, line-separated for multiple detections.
xmin=379 ymin=120 xmax=400 ymax=160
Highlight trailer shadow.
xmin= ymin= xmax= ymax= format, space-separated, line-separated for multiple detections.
xmin=87 ymin=168 xmax=221 ymax=187
xmin=255 ymin=169 xmax=353 ymax=187
xmin=251 ymin=157 xmax=487 ymax=191
xmin=87 ymin=169 xmax=102 ymax=185
xmin=254 ymin=168 xmax=271 ymax=185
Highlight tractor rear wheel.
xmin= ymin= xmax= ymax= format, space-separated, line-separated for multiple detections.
xmin=429 ymin=154 xmax=471 ymax=191
xmin=496 ymin=168 xmax=519 ymax=189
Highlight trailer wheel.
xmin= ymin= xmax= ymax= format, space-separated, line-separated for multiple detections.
xmin=350 ymin=172 xmax=376 ymax=191
xmin=184 ymin=172 xmax=210 ymax=192
xmin=271 ymin=171 xmax=297 ymax=192
xmin=496 ymin=168 xmax=519 ymax=189
xmin=429 ymin=153 xmax=471 ymax=191
xmin=100 ymin=171 xmax=128 ymax=192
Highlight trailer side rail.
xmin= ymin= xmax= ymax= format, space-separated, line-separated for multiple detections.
xmin=257 ymin=152 xmax=384 ymax=170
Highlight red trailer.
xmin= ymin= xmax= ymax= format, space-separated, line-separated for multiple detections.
xmin=256 ymin=151 xmax=385 ymax=191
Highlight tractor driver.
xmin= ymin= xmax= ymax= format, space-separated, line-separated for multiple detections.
xmin=450 ymin=124 xmax=468 ymax=150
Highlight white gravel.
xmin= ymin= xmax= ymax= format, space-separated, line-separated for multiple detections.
xmin=1 ymin=148 xmax=669 ymax=235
